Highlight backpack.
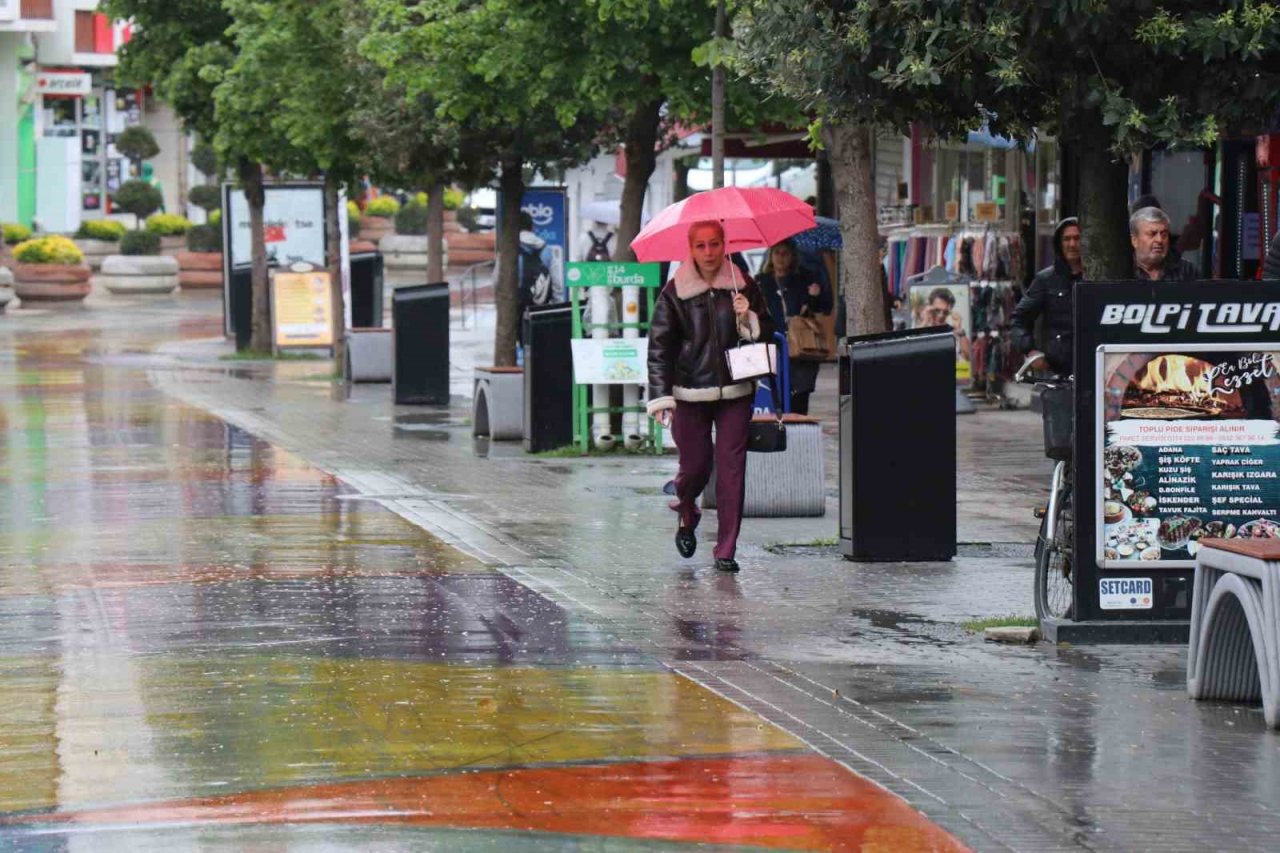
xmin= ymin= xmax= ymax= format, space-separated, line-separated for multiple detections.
xmin=519 ymin=241 xmax=552 ymax=306
xmin=585 ymin=231 xmax=613 ymax=262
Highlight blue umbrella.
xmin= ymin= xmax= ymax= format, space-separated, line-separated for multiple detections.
xmin=790 ymin=215 xmax=842 ymax=251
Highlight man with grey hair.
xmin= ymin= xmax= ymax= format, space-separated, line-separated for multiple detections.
xmin=1131 ymin=206 xmax=1198 ymax=281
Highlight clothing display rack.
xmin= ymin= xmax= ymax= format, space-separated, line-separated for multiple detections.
xmin=886 ymin=224 xmax=1025 ymax=297
xmin=966 ymin=278 xmax=1021 ymax=403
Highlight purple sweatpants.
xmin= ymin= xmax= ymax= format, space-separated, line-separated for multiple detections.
xmin=672 ymin=394 xmax=753 ymax=560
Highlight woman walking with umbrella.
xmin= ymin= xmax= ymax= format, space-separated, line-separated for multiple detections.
xmin=645 ymin=220 xmax=774 ymax=572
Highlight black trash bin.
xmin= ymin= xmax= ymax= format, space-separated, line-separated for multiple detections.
xmin=349 ymin=251 xmax=385 ymax=328
xmin=840 ymin=327 xmax=956 ymax=561
xmin=392 ymin=282 xmax=451 ymax=405
xmin=523 ymin=303 xmax=574 ymax=452
xmin=227 ymin=264 xmax=253 ymax=351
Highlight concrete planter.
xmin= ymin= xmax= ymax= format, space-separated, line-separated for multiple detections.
xmin=13 ymin=263 xmax=92 ymax=303
xmin=381 ymin=233 xmax=447 ymax=288
xmin=74 ymin=238 xmax=120 ymax=271
xmin=177 ymin=251 xmax=224 ymax=289
xmin=346 ymin=328 xmax=393 ymax=383
xmin=358 ymin=215 xmax=393 ymax=244
xmin=159 ymin=235 xmax=188 ymax=257
xmin=0 ymin=266 xmax=13 ymax=312
xmin=96 ymin=254 xmax=180 ymax=295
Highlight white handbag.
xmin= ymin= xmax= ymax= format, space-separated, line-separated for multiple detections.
xmin=723 ymin=264 xmax=777 ymax=382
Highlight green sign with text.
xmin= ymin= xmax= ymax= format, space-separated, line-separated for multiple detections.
xmin=566 ymin=262 xmax=662 ymax=289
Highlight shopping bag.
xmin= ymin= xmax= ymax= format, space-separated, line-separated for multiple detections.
xmin=726 ymin=340 xmax=778 ymax=382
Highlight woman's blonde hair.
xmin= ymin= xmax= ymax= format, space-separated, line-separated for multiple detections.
xmin=759 ymin=239 xmax=797 ymax=277
xmin=687 ymin=220 xmax=725 ymax=244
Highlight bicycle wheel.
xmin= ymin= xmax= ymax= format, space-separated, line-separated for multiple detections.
xmin=1035 ymin=483 xmax=1074 ymax=621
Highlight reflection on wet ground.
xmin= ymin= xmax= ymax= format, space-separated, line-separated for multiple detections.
xmin=0 ymin=321 xmax=964 ymax=849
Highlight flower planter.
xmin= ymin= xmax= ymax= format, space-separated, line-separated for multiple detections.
xmin=443 ymin=208 xmax=462 ymax=234
xmin=0 ymin=266 xmax=13 ymax=312
xmin=95 ymin=255 xmax=180 ymax=295
xmin=176 ymin=251 xmax=224 ymax=289
xmin=445 ymin=230 xmax=496 ymax=266
xmin=159 ymin=235 xmax=188 ymax=257
xmin=74 ymin=238 xmax=120 ymax=271
xmin=14 ymin=263 xmax=92 ymax=303
xmin=358 ymin=214 xmax=393 ymax=243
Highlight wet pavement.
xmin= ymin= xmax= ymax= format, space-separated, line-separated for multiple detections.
xmin=1 ymin=295 xmax=964 ymax=849
xmin=5 ymin=292 xmax=1280 ymax=850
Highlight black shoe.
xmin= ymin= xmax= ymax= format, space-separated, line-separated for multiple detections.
xmin=676 ymin=526 xmax=697 ymax=559
xmin=714 ymin=558 xmax=740 ymax=573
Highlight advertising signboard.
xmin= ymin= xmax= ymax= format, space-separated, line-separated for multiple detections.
xmin=271 ymin=271 xmax=334 ymax=350
xmin=499 ymin=187 xmax=568 ymax=303
xmin=0 ymin=0 xmax=17 ymax=22
xmin=221 ymin=182 xmax=328 ymax=338
xmin=1070 ymin=281 xmax=1280 ymax=639
xmin=570 ymin=338 xmax=648 ymax=384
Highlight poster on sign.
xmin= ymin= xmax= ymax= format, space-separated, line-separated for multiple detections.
xmin=1097 ymin=346 xmax=1280 ymax=568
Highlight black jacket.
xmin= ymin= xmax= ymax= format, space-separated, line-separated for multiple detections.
xmin=646 ymin=268 xmax=774 ymax=415
xmin=1135 ymin=256 xmax=1199 ymax=281
xmin=1011 ymin=256 xmax=1081 ymax=376
xmin=757 ymin=267 xmax=834 ymax=327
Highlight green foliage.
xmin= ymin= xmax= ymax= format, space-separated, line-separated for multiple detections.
xmin=346 ymin=199 xmax=362 ymax=233
xmin=364 ymin=197 xmax=400 ymax=217
xmin=394 ymin=200 xmax=429 ymax=235
xmin=120 ymin=230 xmax=162 ymax=256
xmin=191 ymin=140 xmax=219 ymax=178
xmin=187 ymin=223 xmax=223 ymax=253
xmin=146 ymin=213 xmax=193 ymax=236
xmin=116 ymin=126 xmax=161 ymax=164
xmin=443 ymin=187 xmax=465 ymax=211
xmin=188 ymin=184 xmax=222 ymax=212
xmin=75 ymin=219 xmax=128 ymax=241
xmin=113 ymin=179 xmax=164 ymax=223
xmin=13 ymin=236 xmax=84 ymax=265
xmin=456 ymin=206 xmax=478 ymax=231
xmin=2 ymin=223 xmax=32 ymax=245
xmin=209 ymin=209 xmax=222 ymax=228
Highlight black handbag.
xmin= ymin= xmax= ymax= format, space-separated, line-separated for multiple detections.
xmin=747 ymin=371 xmax=786 ymax=453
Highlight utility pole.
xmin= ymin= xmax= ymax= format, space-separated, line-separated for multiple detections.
xmin=711 ymin=0 xmax=726 ymax=189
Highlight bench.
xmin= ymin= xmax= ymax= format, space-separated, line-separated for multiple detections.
xmin=702 ymin=414 xmax=825 ymax=517
xmin=1187 ymin=538 xmax=1280 ymax=728
xmin=473 ymin=367 xmax=524 ymax=440
xmin=346 ymin=328 xmax=392 ymax=383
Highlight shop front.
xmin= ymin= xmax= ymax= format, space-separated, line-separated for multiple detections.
xmin=36 ymin=67 xmax=144 ymax=230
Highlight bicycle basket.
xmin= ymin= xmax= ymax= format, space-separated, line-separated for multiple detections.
xmin=1039 ymin=383 xmax=1074 ymax=461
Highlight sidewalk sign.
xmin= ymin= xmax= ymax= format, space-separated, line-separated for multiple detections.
xmin=1059 ymin=280 xmax=1280 ymax=642
xmin=271 ymin=270 xmax=334 ymax=352
xmin=566 ymin=261 xmax=663 ymax=453
xmin=498 ymin=187 xmax=568 ymax=303
xmin=221 ymin=182 xmax=333 ymax=339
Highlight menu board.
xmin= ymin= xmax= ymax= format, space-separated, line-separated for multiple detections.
xmin=1097 ymin=345 xmax=1280 ymax=568
xmin=271 ymin=271 xmax=334 ymax=349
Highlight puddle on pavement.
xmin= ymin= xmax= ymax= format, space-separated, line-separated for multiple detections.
xmin=393 ymin=424 xmax=450 ymax=441
xmin=395 ymin=412 xmax=452 ymax=425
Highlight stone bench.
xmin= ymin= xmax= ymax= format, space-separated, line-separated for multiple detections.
xmin=96 ymin=254 xmax=179 ymax=295
xmin=1187 ymin=538 xmax=1280 ymax=728
xmin=703 ymin=414 xmax=825 ymax=517
xmin=346 ymin=328 xmax=392 ymax=383
xmin=473 ymin=367 xmax=524 ymax=440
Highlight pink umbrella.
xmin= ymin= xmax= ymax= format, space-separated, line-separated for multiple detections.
xmin=629 ymin=186 xmax=816 ymax=262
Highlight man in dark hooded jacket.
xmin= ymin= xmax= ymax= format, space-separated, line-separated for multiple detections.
xmin=1011 ymin=217 xmax=1083 ymax=376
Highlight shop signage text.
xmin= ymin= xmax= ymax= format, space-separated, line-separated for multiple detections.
xmin=37 ymin=71 xmax=92 ymax=97
xmin=1101 ymin=301 xmax=1280 ymax=335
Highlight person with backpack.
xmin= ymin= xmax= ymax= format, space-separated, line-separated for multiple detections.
xmin=578 ymin=218 xmax=616 ymax=263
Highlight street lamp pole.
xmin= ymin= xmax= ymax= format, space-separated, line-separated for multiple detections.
xmin=711 ymin=0 xmax=726 ymax=189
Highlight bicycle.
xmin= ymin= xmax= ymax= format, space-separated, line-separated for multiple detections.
xmin=1014 ymin=353 xmax=1075 ymax=621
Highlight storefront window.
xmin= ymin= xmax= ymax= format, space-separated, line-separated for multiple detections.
xmin=1148 ymin=150 xmax=1207 ymax=257
xmin=42 ymin=98 xmax=77 ymax=138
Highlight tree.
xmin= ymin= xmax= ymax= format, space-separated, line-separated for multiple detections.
xmin=116 ymin=126 xmax=160 ymax=172
xmin=737 ymin=1 xmax=1025 ymax=334
xmin=362 ymin=0 xmax=601 ymax=366
xmin=112 ymin=180 xmax=163 ymax=228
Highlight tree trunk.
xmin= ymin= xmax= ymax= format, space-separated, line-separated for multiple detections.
xmin=673 ymin=158 xmax=692 ymax=203
xmin=494 ymin=158 xmax=524 ymax=367
xmin=427 ymin=179 xmax=445 ymax=283
xmin=1076 ymin=110 xmax=1132 ymax=280
xmin=711 ymin=0 xmax=727 ymax=189
xmin=614 ymin=97 xmax=663 ymax=263
xmin=824 ymin=121 xmax=885 ymax=336
xmin=240 ymin=159 xmax=271 ymax=354
xmin=323 ymin=173 xmax=345 ymax=367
